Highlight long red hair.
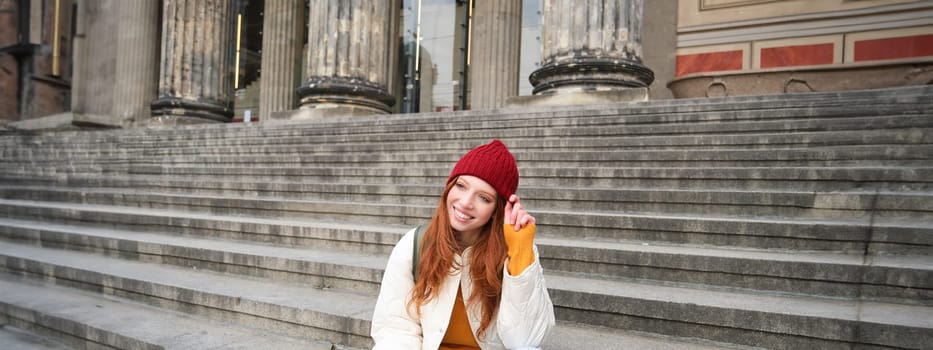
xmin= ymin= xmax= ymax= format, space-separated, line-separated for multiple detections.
xmin=408 ymin=178 xmax=508 ymax=339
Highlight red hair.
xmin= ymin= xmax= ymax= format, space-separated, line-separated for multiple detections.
xmin=407 ymin=178 xmax=508 ymax=340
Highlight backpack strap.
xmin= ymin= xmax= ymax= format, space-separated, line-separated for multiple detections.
xmin=411 ymin=224 xmax=427 ymax=282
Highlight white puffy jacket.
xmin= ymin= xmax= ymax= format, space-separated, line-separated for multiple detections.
xmin=371 ymin=227 xmax=555 ymax=350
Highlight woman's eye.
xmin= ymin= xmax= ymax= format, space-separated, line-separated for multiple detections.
xmin=480 ymin=195 xmax=491 ymax=203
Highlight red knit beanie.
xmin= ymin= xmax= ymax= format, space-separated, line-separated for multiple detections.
xmin=447 ymin=139 xmax=519 ymax=199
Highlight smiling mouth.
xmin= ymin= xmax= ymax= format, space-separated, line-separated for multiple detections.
xmin=453 ymin=207 xmax=473 ymax=221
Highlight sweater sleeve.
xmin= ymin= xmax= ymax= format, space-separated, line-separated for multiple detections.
xmin=498 ymin=223 xmax=556 ymax=349
xmin=505 ymin=223 xmax=536 ymax=276
xmin=371 ymin=228 xmax=424 ymax=349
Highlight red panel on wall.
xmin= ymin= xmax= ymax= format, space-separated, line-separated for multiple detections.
xmin=676 ymin=50 xmax=743 ymax=76
xmin=854 ymin=34 xmax=933 ymax=61
xmin=760 ymin=43 xmax=834 ymax=68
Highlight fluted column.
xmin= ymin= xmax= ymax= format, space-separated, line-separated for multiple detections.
xmin=258 ymin=0 xmax=304 ymax=121
xmin=150 ymin=0 xmax=236 ymax=125
xmin=296 ymin=0 xmax=395 ymax=118
xmin=530 ymin=0 xmax=653 ymax=97
xmin=470 ymin=0 xmax=522 ymax=110
xmin=113 ymin=0 xmax=160 ymax=127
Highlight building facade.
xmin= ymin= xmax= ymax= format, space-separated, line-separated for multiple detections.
xmin=1 ymin=0 xmax=931 ymax=128
xmin=670 ymin=0 xmax=933 ymax=97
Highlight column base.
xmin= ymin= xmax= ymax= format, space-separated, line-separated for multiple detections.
xmin=6 ymin=112 xmax=83 ymax=131
xmin=296 ymin=77 xmax=394 ymax=118
xmin=150 ymin=97 xmax=233 ymax=125
xmin=505 ymin=88 xmax=649 ymax=109
xmin=143 ymin=115 xmax=226 ymax=127
xmin=6 ymin=112 xmax=125 ymax=131
xmin=266 ymin=104 xmax=389 ymax=123
xmin=529 ymin=57 xmax=655 ymax=95
xmin=72 ymin=113 xmax=124 ymax=128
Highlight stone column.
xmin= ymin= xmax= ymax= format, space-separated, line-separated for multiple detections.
xmin=113 ymin=0 xmax=160 ymax=127
xmin=258 ymin=0 xmax=305 ymax=121
xmin=387 ymin=0 xmax=402 ymax=112
xmin=150 ymin=0 xmax=236 ymax=125
xmin=71 ymin=0 xmax=118 ymax=122
xmin=470 ymin=0 xmax=522 ymax=110
xmin=294 ymin=0 xmax=395 ymax=119
xmin=528 ymin=0 xmax=654 ymax=101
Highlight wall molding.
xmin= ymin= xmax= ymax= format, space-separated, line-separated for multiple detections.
xmin=700 ymin=0 xmax=783 ymax=11
xmin=679 ymin=2 xmax=933 ymax=47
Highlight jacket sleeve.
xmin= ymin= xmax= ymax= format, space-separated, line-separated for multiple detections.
xmin=371 ymin=228 xmax=423 ymax=349
xmin=496 ymin=225 xmax=555 ymax=349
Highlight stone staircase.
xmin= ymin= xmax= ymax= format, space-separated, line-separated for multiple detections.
xmin=0 ymin=86 xmax=931 ymax=349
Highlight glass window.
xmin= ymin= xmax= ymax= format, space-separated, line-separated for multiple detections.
xmin=398 ymin=0 xmax=542 ymax=113
xmin=400 ymin=0 xmax=465 ymax=113
xmin=519 ymin=0 xmax=542 ymax=96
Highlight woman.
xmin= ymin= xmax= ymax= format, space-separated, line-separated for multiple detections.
xmin=372 ymin=139 xmax=555 ymax=350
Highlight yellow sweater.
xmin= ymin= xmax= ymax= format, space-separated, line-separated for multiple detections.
xmin=439 ymin=224 xmax=537 ymax=349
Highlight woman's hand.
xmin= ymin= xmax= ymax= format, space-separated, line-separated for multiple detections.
xmin=504 ymin=194 xmax=535 ymax=231
xmin=503 ymin=194 xmax=536 ymax=275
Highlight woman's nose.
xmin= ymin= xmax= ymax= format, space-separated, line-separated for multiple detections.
xmin=457 ymin=194 xmax=473 ymax=209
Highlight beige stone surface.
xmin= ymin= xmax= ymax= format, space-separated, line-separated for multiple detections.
xmin=470 ymin=0 xmax=522 ymax=110
xmin=112 ymin=0 xmax=160 ymax=127
xmin=506 ymin=88 xmax=649 ymax=108
xmin=668 ymin=58 xmax=933 ymax=98
xmin=258 ymin=0 xmax=305 ymax=120
xmin=678 ymin=0 xmax=920 ymax=28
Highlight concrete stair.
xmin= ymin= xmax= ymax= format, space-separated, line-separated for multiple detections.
xmin=0 ymin=86 xmax=931 ymax=349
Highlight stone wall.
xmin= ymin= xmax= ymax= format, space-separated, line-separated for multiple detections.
xmin=0 ymin=0 xmax=75 ymax=123
xmin=72 ymin=0 xmax=117 ymax=116
xmin=0 ymin=0 xmax=18 ymax=123
xmin=643 ymin=0 xmax=677 ymax=100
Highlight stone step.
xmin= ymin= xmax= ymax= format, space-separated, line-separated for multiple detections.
xmin=129 ymin=128 xmax=933 ymax=157
xmin=5 ymin=164 xmax=933 ymax=193
xmin=5 ymin=92 xmax=929 ymax=150
xmin=8 ymin=127 xmax=929 ymax=160
xmin=3 ymin=182 xmax=931 ymax=221
xmin=114 ymin=165 xmax=933 ymax=191
xmin=1 ymin=241 xmax=930 ymax=350
xmin=0 ymin=274 xmax=334 ymax=350
xmin=536 ymin=236 xmax=932 ymax=303
xmin=0 ymin=167 xmax=126 ymax=178
xmin=123 ymin=115 xmax=933 ymax=152
xmin=0 ymin=325 xmax=71 ymax=350
xmin=0 ymin=242 xmax=764 ymax=350
xmin=0 ymin=242 xmax=378 ymax=348
xmin=0 ymin=198 xmax=928 ymax=254
xmin=0 ymin=218 xmax=389 ymax=294
xmin=8 ymin=143 xmax=931 ymax=168
xmin=6 ymin=163 xmax=933 ymax=195
xmin=0 ymin=149 xmax=128 ymax=159
xmin=1 ymin=277 xmax=747 ymax=350
xmin=125 ymin=112 xmax=933 ymax=146
xmin=119 ymin=95 xmax=933 ymax=144
xmin=0 ymin=217 xmax=927 ymax=303
xmin=0 ymin=198 xmax=406 ymax=254
xmin=2 ymin=85 xmax=929 ymax=145
xmin=112 ymin=144 xmax=933 ymax=167
xmin=545 ymin=271 xmax=933 ymax=350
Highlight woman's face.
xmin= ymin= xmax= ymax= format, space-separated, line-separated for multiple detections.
xmin=447 ymin=175 xmax=498 ymax=238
